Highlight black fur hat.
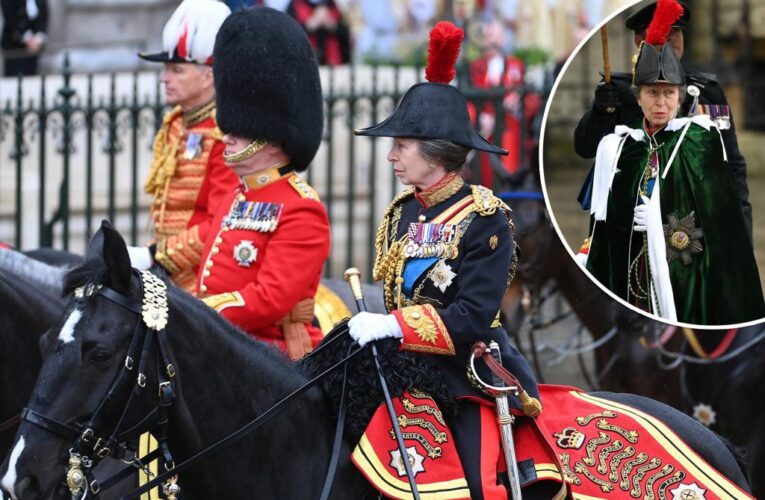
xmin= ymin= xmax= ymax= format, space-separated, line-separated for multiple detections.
xmin=212 ymin=7 xmax=323 ymax=171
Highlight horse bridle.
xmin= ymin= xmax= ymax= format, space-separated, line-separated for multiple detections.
xmin=20 ymin=270 xmax=180 ymax=499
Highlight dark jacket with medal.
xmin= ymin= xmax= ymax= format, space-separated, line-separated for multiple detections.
xmin=573 ymin=70 xmax=752 ymax=240
xmin=374 ymin=173 xmax=539 ymax=403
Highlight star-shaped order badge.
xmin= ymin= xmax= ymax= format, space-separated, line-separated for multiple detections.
xmin=233 ymin=240 xmax=257 ymax=267
xmin=692 ymin=403 xmax=717 ymax=427
xmin=430 ymin=260 xmax=456 ymax=293
xmin=390 ymin=446 xmax=426 ymax=477
xmin=663 ymin=211 xmax=703 ymax=266
xmin=671 ymin=482 xmax=707 ymax=500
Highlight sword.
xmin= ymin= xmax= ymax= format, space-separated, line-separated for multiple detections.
xmin=470 ymin=341 xmax=523 ymax=499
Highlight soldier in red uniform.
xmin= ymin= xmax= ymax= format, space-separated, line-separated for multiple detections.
xmin=126 ymin=0 xmax=239 ymax=293
xmin=197 ymin=7 xmax=330 ymax=360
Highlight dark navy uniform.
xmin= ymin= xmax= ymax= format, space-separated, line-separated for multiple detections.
xmin=573 ymin=72 xmax=752 ymax=241
xmin=374 ymin=172 xmax=539 ymax=499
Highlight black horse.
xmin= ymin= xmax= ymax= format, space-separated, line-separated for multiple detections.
xmin=0 ymin=223 xmax=753 ymax=499
xmin=0 ymin=270 xmax=61 ymax=457
xmin=0 ymin=224 xmax=372 ymax=499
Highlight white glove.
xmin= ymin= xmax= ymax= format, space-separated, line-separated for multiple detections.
xmin=575 ymin=251 xmax=588 ymax=267
xmin=126 ymin=246 xmax=153 ymax=271
xmin=633 ymin=195 xmax=650 ymax=232
xmin=348 ymin=312 xmax=403 ymax=347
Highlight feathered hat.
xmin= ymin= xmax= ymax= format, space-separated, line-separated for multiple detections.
xmin=212 ymin=7 xmax=323 ymax=171
xmin=139 ymin=0 xmax=231 ymax=65
xmin=625 ymin=0 xmax=691 ymax=32
xmin=632 ymin=0 xmax=685 ymax=86
xmin=355 ymin=22 xmax=508 ymax=155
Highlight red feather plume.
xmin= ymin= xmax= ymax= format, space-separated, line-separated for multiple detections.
xmin=425 ymin=21 xmax=464 ymax=84
xmin=645 ymin=0 xmax=684 ymax=45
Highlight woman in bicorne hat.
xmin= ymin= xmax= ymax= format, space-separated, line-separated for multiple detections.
xmin=583 ymin=0 xmax=764 ymax=325
xmin=350 ymin=21 xmax=540 ymax=499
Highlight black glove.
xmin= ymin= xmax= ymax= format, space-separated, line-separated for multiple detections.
xmin=593 ymin=81 xmax=620 ymax=114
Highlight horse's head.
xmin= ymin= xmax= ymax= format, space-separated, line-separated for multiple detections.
xmin=0 ymin=221 xmax=169 ymax=499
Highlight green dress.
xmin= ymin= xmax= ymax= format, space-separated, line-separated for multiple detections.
xmin=586 ymin=116 xmax=765 ymax=325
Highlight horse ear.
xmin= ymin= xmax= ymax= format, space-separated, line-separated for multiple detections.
xmin=100 ymin=221 xmax=132 ymax=294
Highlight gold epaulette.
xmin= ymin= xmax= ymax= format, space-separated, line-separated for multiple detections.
xmin=288 ymin=174 xmax=320 ymax=200
xmin=470 ymin=185 xmax=506 ymax=217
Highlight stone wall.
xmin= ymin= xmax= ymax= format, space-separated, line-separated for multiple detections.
xmin=41 ymin=0 xmax=178 ymax=73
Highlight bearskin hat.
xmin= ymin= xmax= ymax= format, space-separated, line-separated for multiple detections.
xmin=139 ymin=0 xmax=230 ymax=65
xmin=212 ymin=7 xmax=323 ymax=171
xmin=355 ymin=21 xmax=507 ymax=155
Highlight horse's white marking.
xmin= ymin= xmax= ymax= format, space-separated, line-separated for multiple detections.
xmin=1 ymin=436 xmax=25 ymax=500
xmin=59 ymin=308 xmax=82 ymax=344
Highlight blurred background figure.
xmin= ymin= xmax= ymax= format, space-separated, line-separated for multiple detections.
xmin=287 ymin=0 xmax=351 ymax=65
xmin=1 ymin=0 xmax=48 ymax=76
xmin=467 ymin=20 xmax=544 ymax=188
xmin=354 ymin=0 xmax=400 ymax=63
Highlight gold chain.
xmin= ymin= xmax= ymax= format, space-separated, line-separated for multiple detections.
xmin=223 ymin=139 xmax=268 ymax=163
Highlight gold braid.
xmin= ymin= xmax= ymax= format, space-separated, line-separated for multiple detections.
xmin=372 ymin=189 xmax=413 ymax=310
xmin=144 ymin=106 xmax=182 ymax=196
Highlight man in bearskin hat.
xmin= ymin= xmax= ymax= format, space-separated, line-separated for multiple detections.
xmin=573 ymin=0 xmax=752 ymax=240
xmin=125 ymin=0 xmax=239 ymax=293
xmin=196 ymin=7 xmax=329 ymax=360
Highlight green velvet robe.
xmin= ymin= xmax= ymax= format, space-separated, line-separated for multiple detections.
xmin=586 ymin=119 xmax=765 ymax=325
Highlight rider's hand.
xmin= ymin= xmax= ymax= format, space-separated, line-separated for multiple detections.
xmin=126 ymin=246 xmax=153 ymax=271
xmin=633 ymin=196 xmax=650 ymax=232
xmin=593 ymin=82 xmax=619 ymax=114
xmin=348 ymin=312 xmax=403 ymax=347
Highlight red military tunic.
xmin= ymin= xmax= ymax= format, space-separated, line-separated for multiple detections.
xmin=145 ymin=101 xmax=239 ymax=294
xmin=197 ymin=166 xmax=330 ymax=353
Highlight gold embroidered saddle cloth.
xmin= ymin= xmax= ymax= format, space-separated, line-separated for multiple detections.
xmin=514 ymin=385 xmax=753 ymax=500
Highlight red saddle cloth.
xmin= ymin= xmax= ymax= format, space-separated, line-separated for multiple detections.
xmin=351 ymin=389 xmax=470 ymax=500
xmin=516 ymin=385 xmax=753 ymax=500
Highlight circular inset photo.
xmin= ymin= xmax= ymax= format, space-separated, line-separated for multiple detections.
xmin=541 ymin=0 xmax=765 ymax=327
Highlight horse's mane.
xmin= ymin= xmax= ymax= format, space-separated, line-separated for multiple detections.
xmin=0 ymin=249 xmax=67 ymax=298
xmin=0 ymin=268 xmax=63 ymax=322
xmin=300 ymin=325 xmax=456 ymax=441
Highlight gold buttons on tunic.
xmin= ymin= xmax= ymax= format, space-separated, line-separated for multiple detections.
xmin=215 ymin=237 xmax=223 ymax=245
xmin=200 ymin=284 xmax=207 ymax=294
xmin=203 ymin=270 xmax=211 ymax=278
xmin=411 ymin=312 xmax=421 ymax=320
xmin=205 ymin=260 xmax=213 ymax=269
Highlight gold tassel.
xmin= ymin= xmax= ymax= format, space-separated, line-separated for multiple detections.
xmin=519 ymin=391 xmax=542 ymax=418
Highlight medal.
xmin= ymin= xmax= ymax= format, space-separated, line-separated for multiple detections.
xmin=233 ymin=240 xmax=257 ymax=267
xmin=184 ymin=133 xmax=203 ymax=160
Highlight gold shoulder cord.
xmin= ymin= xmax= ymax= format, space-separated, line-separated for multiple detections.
xmin=373 ymin=190 xmax=413 ymax=310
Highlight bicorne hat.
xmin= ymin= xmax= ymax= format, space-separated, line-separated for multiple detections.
xmin=355 ymin=22 xmax=508 ymax=156
xmin=631 ymin=0 xmax=685 ymax=86
xmin=138 ymin=0 xmax=230 ymax=65
xmin=212 ymin=7 xmax=323 ymax=171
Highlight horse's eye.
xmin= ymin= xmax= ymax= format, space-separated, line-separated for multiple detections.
xmin=89 ymin=349 xmax=114 ymax=366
